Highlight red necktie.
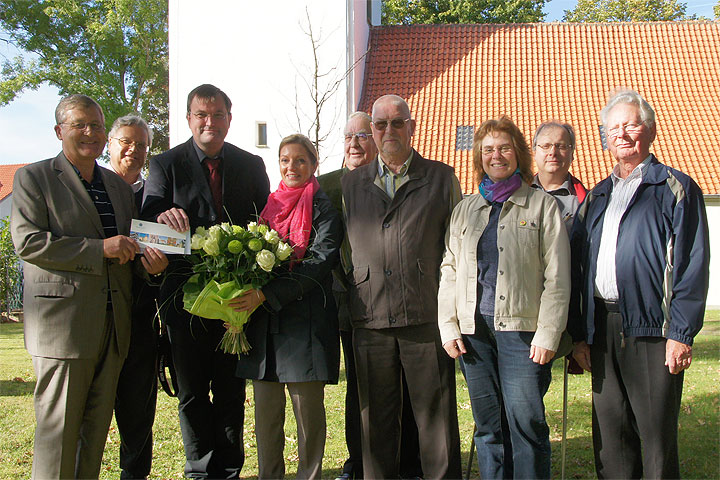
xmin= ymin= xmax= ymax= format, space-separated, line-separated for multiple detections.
xmin=205 ymin=157 xmax=223 ymax=222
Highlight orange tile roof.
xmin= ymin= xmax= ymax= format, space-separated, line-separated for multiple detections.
xmin=0 ymin=164 xmax=30 ymax=202
xmin=358 ymin=22 xmax=720 ymax=194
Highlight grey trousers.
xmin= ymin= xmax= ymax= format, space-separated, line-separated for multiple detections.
xmin=591 ymin=300 xmax=684 ymax=479
xmin=31 ymin=312 xmax=124 ymax=480
xmin=253 ymin=380 xmax=326 ymax=480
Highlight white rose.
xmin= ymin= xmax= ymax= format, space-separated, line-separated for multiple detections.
xmin=256 ymin=249 xmax=276 ymax=272
xmin=247 ymin=222 xmax=259 ymax=233
xmin=264 ymin=229 xmax=280 ymax=245
xmin=203 ymin=238 xmax=221 ymax=256
xmin=191 ymin=233 xmax=206 ymax=250
xmin=275 ymin=241 xmax=292 ymax=261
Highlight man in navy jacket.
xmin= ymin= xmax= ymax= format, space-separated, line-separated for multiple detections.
xmin=569 ymin=89 xmax=709 ymax=479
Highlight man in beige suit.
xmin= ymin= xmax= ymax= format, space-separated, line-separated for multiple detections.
xmin=11 ymin=94 xmax=167 ymax=479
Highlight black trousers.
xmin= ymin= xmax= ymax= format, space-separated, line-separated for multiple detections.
xmin=167 ymin=312 xmax=246 ymax=479
xmin=591 ymin=299 xmax=684 ymax=479
xmin=341 ymin=329 xmax=422 ymax=479
xmin=114 ymin=287 xmax=159 ymax=479
xmin=354 ymin=324 xmax=461 ymax=480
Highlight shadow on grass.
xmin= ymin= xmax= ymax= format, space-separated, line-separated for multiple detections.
xmin=0 ymin=379 xmax=35 ymax=396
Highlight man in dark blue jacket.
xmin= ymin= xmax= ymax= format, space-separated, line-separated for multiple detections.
xmin=569 ymin=89 xmax=710 ymax=479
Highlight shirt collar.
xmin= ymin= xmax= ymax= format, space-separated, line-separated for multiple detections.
xmin=377 ymin=151 xmax=413 ymax=178
xmin=109 ymin=164 xmax=144 ymax=193
xmin=192 ymin=138 xmax=224 ymax=162
xmin=610 ymin=154 xmax=652 ymax=185
xmin=70 ymin=161 xmax=102 ymax=186
xmin=531 ymin=174 xmax=573 ymax=195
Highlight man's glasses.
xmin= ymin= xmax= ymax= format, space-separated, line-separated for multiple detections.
xmin=60 ymin=122 xmax=105 ymax=132
xmin=344 ymin=132 xmax=371 ymax=142
xmin=481 ymin=145 xmax=514 ymax=156
xmin=536 ymin=143 xmax=573 ymax=152
xmin=112 ymin=137 xmax=149 ymax=153
xmin=189 ymin=112 xmax=228 ymax=121
xmin=607 ymin=122 xmax=644 ymax=138
xmin=372 ymin=118 xmax=410 ymax=131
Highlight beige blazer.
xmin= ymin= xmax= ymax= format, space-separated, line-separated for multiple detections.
xmin=437 ymin=183 xmax=571 ymax=352
xmin=11 ymin=152 xmax=135 ymax=359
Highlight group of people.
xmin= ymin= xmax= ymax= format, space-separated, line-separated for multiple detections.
xmin=11 ymin=83 xmax=709 ymax=480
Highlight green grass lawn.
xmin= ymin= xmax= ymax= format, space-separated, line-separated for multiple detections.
xmin=1 ymin=314 xmax=718 ymax=479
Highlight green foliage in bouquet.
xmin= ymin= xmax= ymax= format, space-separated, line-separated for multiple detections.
xmin=182 ymin=222 xmax=293 ymax=355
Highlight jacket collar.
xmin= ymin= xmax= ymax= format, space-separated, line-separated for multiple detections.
xmin=591 ymin=154 xmax=665 ymax=198
xmin=51 ymin=152 xmax=106 ymax=237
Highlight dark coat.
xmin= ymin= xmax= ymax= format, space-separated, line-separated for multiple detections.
xmin=341 ymin=151 xmax=460 ymax=329
xmin=235 ymin=189 xmax=343 ymax=383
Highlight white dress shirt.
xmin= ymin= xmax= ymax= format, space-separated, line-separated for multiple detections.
xmin=594 ymin=156 xmax=651 ymax=300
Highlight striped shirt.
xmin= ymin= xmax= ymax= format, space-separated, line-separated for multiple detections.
xmin=594 ymin=156 xmax=651 ymax=300
xmin=72 ymin=163 xmax=119 ymax=310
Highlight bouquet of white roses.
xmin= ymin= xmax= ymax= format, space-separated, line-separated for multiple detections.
xmin=182 ymin=221 xmax=293 ymax=355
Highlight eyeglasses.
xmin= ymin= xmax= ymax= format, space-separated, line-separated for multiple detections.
xmin=606 ymin=122 xmax=644 ymax=138
xmin=60 ymin=122 xmax=105 ymax=132
xmin=189 ymin=112 xmax=228 ymax=121
xmin=536 ymin=143 xmax=573 ymax=152
xmin=372 ymin=118 xmax=410 ymax=131
xmin=344 ymin=132 xmax=371 ymax=142
xmin=111 ymin=137 xmax=149 ymax=153
xmin=481 ymin=144 xmax=514 ymax=156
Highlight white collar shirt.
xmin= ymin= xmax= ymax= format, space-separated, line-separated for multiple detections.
xmin=594 ymin=155 xmax=651 ymax=300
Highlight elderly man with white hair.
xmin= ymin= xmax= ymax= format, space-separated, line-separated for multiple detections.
xmin=569 ymin=89 xmax=710 ymax=479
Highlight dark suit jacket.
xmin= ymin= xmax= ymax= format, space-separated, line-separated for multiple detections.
xmin=11 ymin=153 xmax=135 ymax=358
xmin=140 ymin=138 xmax=270 ymax=326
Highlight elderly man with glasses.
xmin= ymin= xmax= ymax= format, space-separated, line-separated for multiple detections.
xmin=568 ymin=89 xmax=710 ymax=478
xmin=341 ymin=94 xmax=462 ymax=479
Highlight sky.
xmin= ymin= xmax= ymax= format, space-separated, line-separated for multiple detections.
xmin=0 ymin=0 xmax=716 ymax=166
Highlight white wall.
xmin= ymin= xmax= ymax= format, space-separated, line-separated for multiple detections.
xmin=0 ymin=196 xmax=11 ymax=219
xmin=169 ymin=0 xmax=362 ymax=188
xmin=705 ymin=198 xmax=719 ymax=308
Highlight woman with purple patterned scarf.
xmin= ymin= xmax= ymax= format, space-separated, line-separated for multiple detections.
xmin=437 ymin=117 xmax=571 ymax=479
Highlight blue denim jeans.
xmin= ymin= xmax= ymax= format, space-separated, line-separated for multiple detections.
xmin=459 ymin=315 xmax=553 ymax=479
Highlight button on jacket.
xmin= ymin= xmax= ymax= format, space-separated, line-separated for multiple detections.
xmin=437 ymin=182 xmax=571 ymax=352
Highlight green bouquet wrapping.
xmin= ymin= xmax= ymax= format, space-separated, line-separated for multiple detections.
xmin=182 ymin=222 xmax=293 ymax=356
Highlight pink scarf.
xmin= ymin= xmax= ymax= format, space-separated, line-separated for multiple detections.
xmin=260 ymin=176 xmax=319 ymax=261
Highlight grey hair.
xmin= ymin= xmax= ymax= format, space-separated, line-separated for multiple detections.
xmin=109 ymin=115 xmax=154 ymax=148
xmin=55 ymin=94 xmax=104 ymax=124
xmin=346 ymin=111 xmax=372 ymax=130
xmin=371 ymin=94 xmax=411 ymax=119
xmin=600 ymin=88 xmax=656 ymax=128
xmin=532 ymin=121 xmax=575 ymax=149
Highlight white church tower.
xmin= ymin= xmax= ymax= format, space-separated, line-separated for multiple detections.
xmin=168 ymin=0 xmax=381 ymax=186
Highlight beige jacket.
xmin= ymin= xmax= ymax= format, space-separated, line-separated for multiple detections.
xmin=437 ymin=183 xmax=570 ymax=351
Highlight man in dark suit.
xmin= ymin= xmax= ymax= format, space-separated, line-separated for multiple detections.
xmin=107 ymin=114 xmax=160 ymax=480
xmin=11 ymin=95 xmax=167 ymax=479
xmin=142 ymin=84 xmax=270 ymax=478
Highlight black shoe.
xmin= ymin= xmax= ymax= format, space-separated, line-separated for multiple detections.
xmin=335 ymin=474 xmax=352 ymax=480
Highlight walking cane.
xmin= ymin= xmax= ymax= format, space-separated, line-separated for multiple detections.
xmin=465 ymin=425 xmax=476 ymax=480
xmin=561 ymin=356 xmax=569 ymax=480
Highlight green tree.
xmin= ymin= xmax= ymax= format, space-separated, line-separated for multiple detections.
xmin=382 ymin=0 xmax=547 ymax=25
xmin=564 ymin=0 xmax=689 ymax=22
xmin=0 ymin=217 xmax=21 ymax=318
xmin=715 ymin=1 xmax=720 ymax=19
xmin=0 ymin=0 xmax=169 ymax=153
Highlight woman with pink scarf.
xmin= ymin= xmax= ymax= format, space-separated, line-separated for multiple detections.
xmin=229 ymin=134 xmax=342 ymax=479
